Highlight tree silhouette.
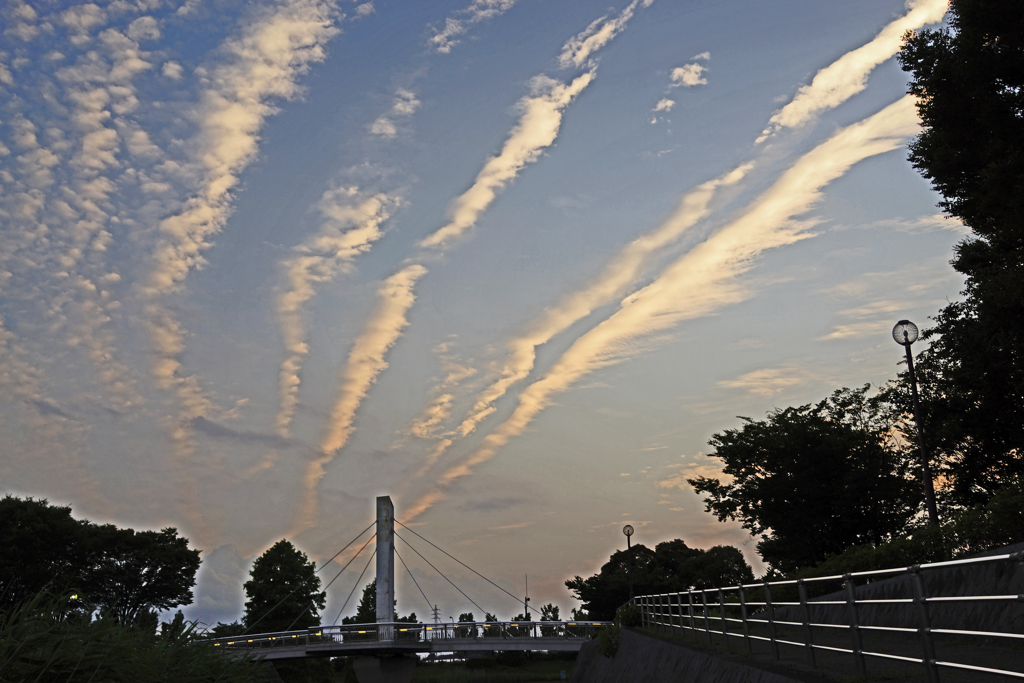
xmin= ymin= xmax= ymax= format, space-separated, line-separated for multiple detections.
xmin=243 ymin=540 xmax=324 ymax=633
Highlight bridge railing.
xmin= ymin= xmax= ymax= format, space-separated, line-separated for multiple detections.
xmin=207 ymin=620 xmax=612 ymax=652
xmin=633 ymin=551 xmax=1024 ymax=683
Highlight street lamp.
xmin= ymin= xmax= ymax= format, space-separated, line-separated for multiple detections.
xmin=623 ymin=525 xmax=634 ymax=601
xmin=893 ymin=320 xmax=939 ymax=526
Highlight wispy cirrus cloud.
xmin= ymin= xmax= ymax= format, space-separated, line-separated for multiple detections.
xmin=757 ymin=0 xmax=947 ymax=143
xmin=404 ymin=95 xmax=921 ymax=520
xmin=292 ymin=263 xmax=427 ymax=532
xmin=429 ymin=0 xmax=518 ymax=54
xmin=275 ymin=189 xmax=398 ymax=437
xmin=370 ymin=88 xmax=421 ymax=138
xmin=303 ymin=4 xmax=644 ymax=531
xmin=419 ymin=71 xmax=595 ymax=250
xmin=558 ymin=0 xmax=650 ymax=69
xmin=140 ymin=0 xmax=341 ymax=542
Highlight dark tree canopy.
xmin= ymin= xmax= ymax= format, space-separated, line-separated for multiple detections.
xmin=0 ymin=496 xmax=200 ymax=624
xmin=895 ymin=0 xmax=1024 ymax=504
xmin=688 ymin=387 xmax=921 ymax=573
xmin=565 ymin=539 xmax=752 ymax=620
xmin=0 ymin=496 xmax=89 ymax=608
xmin=243 ymin=540 xmax=325 ymax=633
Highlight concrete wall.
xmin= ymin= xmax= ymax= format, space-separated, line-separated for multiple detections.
xmin=570 ymin=629 xmax=814 ymax=683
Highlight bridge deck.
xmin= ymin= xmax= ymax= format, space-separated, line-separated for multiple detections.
xmin=210 ymin=621 xmax=611 ymax=660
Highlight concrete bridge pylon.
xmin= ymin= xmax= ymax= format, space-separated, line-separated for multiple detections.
xmin=375 ymin=496 xmax=395 ymax=626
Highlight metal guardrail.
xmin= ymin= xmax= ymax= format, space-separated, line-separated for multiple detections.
xmin=208 ymin=620 xmax=611 ymax=653
xmin=633 ymin=552 xmax=1024 ymax=682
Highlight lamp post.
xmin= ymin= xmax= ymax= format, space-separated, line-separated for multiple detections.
xmin=623 ymin=525 xmax=634 ymax=601
xmin=893 ymin=320 xmax=939 ymax=527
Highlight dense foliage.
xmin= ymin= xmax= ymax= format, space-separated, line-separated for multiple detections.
xmin=0 ymin=590 xmax=256 ymax=683
xmin=894 ymin=0 xmax=1024 ymax=506
xmin=795 ymin=479 xmax=1024 ymax=579
xmin=565 ymin=539 xmax=752 ymax=620
xmin=688 ymin=387 xmax=921 ymax=573
xmin=0 ymin=496 xmax=200 ymax=623
xmin=243 ymin=539 xmax=326 ymax=633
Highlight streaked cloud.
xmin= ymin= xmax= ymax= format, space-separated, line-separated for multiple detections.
xmin=419 ymin=71 xmax=595 ymax=249
xmin=429 ymin=0 xmax=518 ymax=54
xmin=558 ymin=0 xmax=642 ymax=69
xmin=275 ymin=189 xmax=397 ymax=437
xmin=757 ymin=0 xmax=947 ymax=142
xmin=404 ymin=95 xmax=920 ymax=519
xmin=718 ymin=365 xmax=821 ymax=396
xmin=292 ymin=263 xmax=428 ymax=532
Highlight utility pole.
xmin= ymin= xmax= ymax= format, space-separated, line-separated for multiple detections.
xmin=524 ymin=574 xmax=530 ymax=619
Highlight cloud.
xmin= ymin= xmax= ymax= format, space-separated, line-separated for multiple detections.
xmin=162 ymin=61 xmax=184 ymax=79
xmin=447 ymin=161 xmax=752 ymax=444
xmin=757 ymin=0 xmax=947 ymax=142
xmin=404 ymin=95 xmax=920 ymax=519
xmin=369 ymin=88 xmax=420 ymax=138
xmin=419 ymin=71 xmax=594 ymax=249
xmin=429 ymin=0 xmax=517 ymax=54
xmin=292 ymin=263 xmax=428 ymax=532
xmin=275 ymin=189 xmax=397 ymax=437
xmin=718 ymin=365 xmax=821 ymax=396
xmin=670 ymin=62 xmax=707 ymax=88
xmin=140 ymin=0 xmax=341 ymax=540
xmin=558 ymin=0 xmax=641 ymax=69
xmin=653 ymin=98 xmax=674 ymax=112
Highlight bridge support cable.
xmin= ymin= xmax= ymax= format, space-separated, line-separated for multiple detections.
xmin=332 ymin=548 xmax=377 ymax=625
xmin=393 ymin=530 xmax=488 ymax=618
xmin=394 ymin=547 xmax=433 ymax=616
xmin=286 ymin=532 xmax=377 ymax=632
xmin=395 ymin=520 xmax=540 ymax=616
xmin=243 ymin=521 xmax=377 ymax=635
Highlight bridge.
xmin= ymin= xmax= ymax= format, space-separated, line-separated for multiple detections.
xmin=210 ymin=496 xmax=608 ymax=682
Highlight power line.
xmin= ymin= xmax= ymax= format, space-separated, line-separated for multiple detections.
xmin=243 ymin=521 xmax=376 ymax=635
xmin=393 ymin=530 xmax=487 ymax=618
xmin=395 ymin=519 xmax=539 ymax=615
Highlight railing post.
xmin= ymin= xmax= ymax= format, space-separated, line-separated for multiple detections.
xmin=687 ymin=590 xmax=696 ymax=638
xmin=910 ymin=567 xmax=940 ymax=683
xmin=739 ymin=585 xmax=752 ymax=654
xmin=764 ymin=582 xmax=780 ymax=660
xmin=797 ymin=579 xmax=816 ymax=668
xmin=701 ymin=590 xmax=712 ymax=646
xmin=844 ymin=574 xmax=867 ymax=676
xmin=671 ymin=593 xmax=678 ymax=634
xmin=718 ymin=588 xmax=730 ymax=652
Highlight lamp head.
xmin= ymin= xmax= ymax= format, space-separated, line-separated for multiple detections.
xmin=623 ymin=524 xmax=634 ymax=538
xmin=892 ymin=320 xmax=919 ymax=346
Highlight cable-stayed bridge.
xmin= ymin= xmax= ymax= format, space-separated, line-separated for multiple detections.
xmin=209 ymin=497 xmax=608 ymax=682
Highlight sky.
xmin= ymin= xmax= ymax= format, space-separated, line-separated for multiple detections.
xmin=0 ymin=0 xmax=967 ymax=628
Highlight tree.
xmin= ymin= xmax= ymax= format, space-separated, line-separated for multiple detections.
xmin=0 ymin=496 xmax=89 ymax=609
xmin=565 ymin=539 xmax=753 ymax=620
xmin=688 ymin=387 xmax=921 ymax=573
xmin=0 ymin=497 xmax=200 ymax=624
xmin=895 ymin=0 xmax=1024 ymax=505
xmin=84 ymin=525 xmax=201 ymax=625
xmin=243 ymin=540 xmax=325 ymax=633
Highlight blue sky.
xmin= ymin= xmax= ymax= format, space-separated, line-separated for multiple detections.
xmin=0 ymin=0 xmax=965 ymax=626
